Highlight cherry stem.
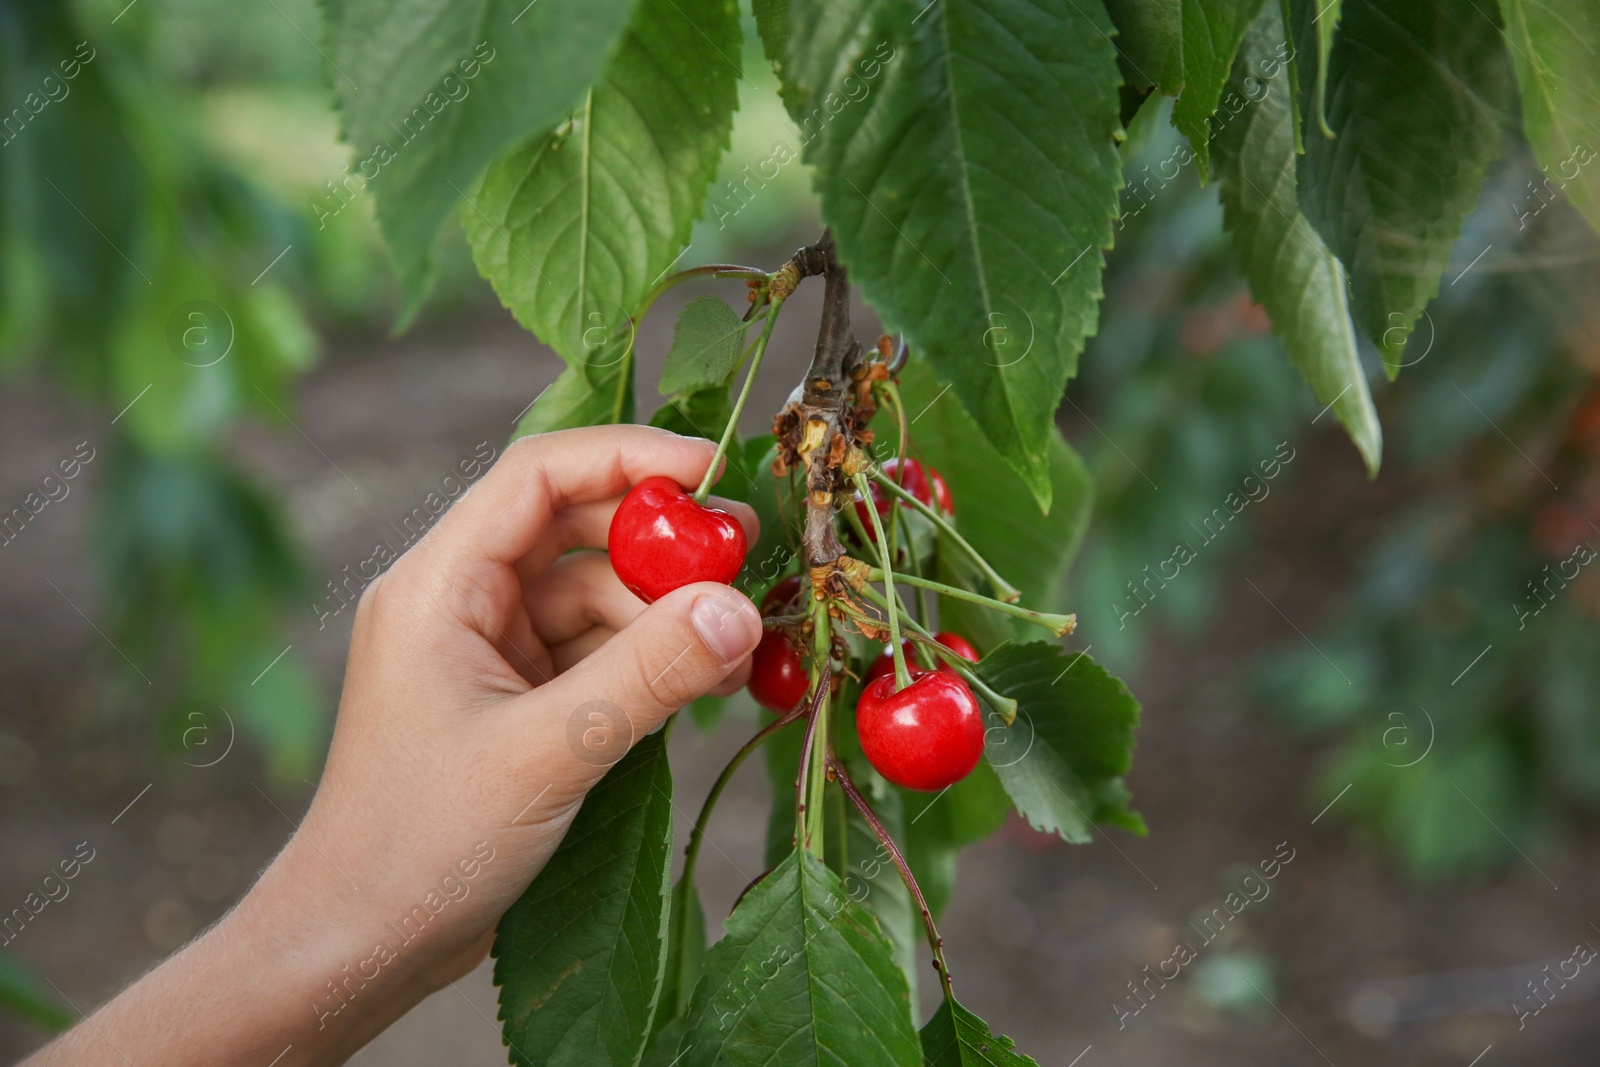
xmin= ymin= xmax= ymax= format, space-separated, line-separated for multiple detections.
xmin=854 ymin=471 xmax=911 ymax=690
xmin=646 ymin=263 xmax=769 ymax=307
xmin=827 ymin=751 xmax=956 ymax=1002
xmin=795 ymin=604 xmax=833 ymax=855
xmin=866 ymin=470 xmax=1022 ymax=603
xmin=804 ymin=602 xmax=832 ymax=852
xmin=853 ymin=584 xmax=1018 ymax=724
xmin=863 ymin=567 xmax=1074 ymax=637
xmin=693 ymin=295 xmax=786 ymax=503
xmin=881 ymin=384 xmax=910 ymax=564
xmin=878 ymin=382 xmax=929 ymax=625
xmin=683 ymin=697 xmax=808 ymax=893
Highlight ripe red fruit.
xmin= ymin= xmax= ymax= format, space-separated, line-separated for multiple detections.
xmin=856 ymin=670 xmax=985 ymax=791
xmin=608 ymin=476 xmax=747 ymax=603
xmin=853 ymin=457 xmax=954 ymax=541
xmin=749 ymin=631 xmax=809 ymax=713
xmin=762 ymin=575 xmax=804 ymax=613
xmin=864 ymin=631 xmax=979 ymax=686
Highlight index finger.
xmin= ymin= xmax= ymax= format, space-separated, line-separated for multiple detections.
xmin=418 ymin=425 xmax=722 ymax=571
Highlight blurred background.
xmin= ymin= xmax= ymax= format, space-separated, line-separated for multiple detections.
xmin=4 ymin=1 xmax=1600 ymax=1063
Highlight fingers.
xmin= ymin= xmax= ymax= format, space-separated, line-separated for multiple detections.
xmin=547 ymin=627 xmax=613 ymax=674
xmin=419 ymin=425 xmax=723 ymax=572
xmin=501 ymin=583 xmax=762 ymax=776
xmin=548 ymin=627 xmax=753 ymax=694
xmin=524 ymin=552 xmax=644 ymax=645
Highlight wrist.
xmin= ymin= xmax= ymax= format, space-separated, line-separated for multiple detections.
xmin=223 ymin=838 xmax=442 ymax=1063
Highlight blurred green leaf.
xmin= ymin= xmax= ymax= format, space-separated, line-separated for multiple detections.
xmin=842 ymin=760 xmax=920 ymax=1007
xmin=1297 ymin=0 xmax=1515 ymax=373
xmin=1213 ymin=8 xmax=1382 ymax=474
xmin=0 ymin=955 xmax=74 ymax=1033
xmin=1499 ymin=0 xmax=1600 ymax=237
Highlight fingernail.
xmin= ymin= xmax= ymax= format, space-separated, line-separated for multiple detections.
xmin=692 ymin=591 xmax=761 ymax=664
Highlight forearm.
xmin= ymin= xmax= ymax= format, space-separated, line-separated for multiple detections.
xmin=21 ymin=845 xmax=433 ymax=1067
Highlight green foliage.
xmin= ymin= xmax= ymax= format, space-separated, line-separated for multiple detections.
xmin=1103 ymin=0 xmax=1264 ymax=175
xmin=323 ymin=0 xmax=639 ymax=309
xmin=884 ymin=362 xmax=1095 ymax=649
xmin=494 ymin=731 xmax=674 ymax=1067
xmin=514 ymin=362 xmax=635 ymax=440
xmin=900 ymin=762 xmax=1011 ymax=918
xmin=921 ymin=997 xmax=1038 ymax=1067
xmin=679 ymin=849 xmax=921 ymax=1066
xmin=0 ymin=0 xmax=333 ymax=781
xmin=659 ymin=297 xmax=753 ymax=396
xmin=0 ymin=955 xmax=73 ymax=1033
xmin=840 ymin=762 xmax=920 ymax=1005
xmin=462 ymin=0 xmax=741 ymax=371
xmin=1498 ymin=0 xmax=1600 ymax=236
xmin=1296 ymin=0 xmax=1515 ymax=373
xmin=977 ymin=642 xmax=1144 ymax=842
xmin=1212 ymin=7 xmax=1382 ymax=473
xmin=761 ymin=0 xmax=1124 ymax=507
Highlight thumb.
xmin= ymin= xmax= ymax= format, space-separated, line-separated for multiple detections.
xmin=538 ymin=583 xmax=762 ymax=767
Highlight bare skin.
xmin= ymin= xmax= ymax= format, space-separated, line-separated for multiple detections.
xmin=22 ymin=425 xmax=763 ymax=1067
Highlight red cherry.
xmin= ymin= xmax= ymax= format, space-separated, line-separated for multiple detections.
xmin=608 ymin=476 xmax=747 ymax=603
xmin=749 ymin=631 xmax=809 ymax=713
xmin=856 ymin=670 xmax=985 ymax=791
xmin=931 ymin=631 xmax=978 ymax=662
xmin=864 ymin=631 xmax=979 ymax=686
xmin=853 ymin=458 xmax=954 ymax=542
xmin=762 ymin=575 xmax=804 ymax=613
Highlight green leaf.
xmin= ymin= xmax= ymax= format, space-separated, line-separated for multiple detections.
xmin=920 ymin=997 xmax=1039 ymax=1067
xmin=512 ymin=360 xmax=633 ymax=442
xmin=654 ymin=877 xmax=707 ymax=1036
xmin=1296 ymin=0 xmax=1515 ymax=374
xmin=0 ymin=955 xmax=74 ymax=1032
xmin=734 ymin=439 xmax=801 ymax=599
xmin=661 ymin=297 xmax=752 ymax=395
xmin=1499 ymin=0 xmax=1600 ymax=237
xmin=1103 ymin=0 xmax=1265 ymax=176
xmin=1212 ymin=8 xmax=1383 ymax=474
xmin=763 ymin=710 xmax=806 ymax=869
xmin=898 ymin=761 xmax=1010 ymax=919
xmin=883 ymin=361 xmax=1094 ymax=647
xmin=325 ymin=0 xmax=638 ymax=309
xmin=493 ymin=730 xmax=673 ymax=1067
xmin=463 ymin=0 xmax=741 ymax=379
xmin=840 ymin=762 xmax=920 ymax=1009
xmin=1311 ymin=0 xmax=1342 ymax=137
xmin=650 ymin=384 xmax=734 ymax=444
xmin=775 ymin=0 xmax=1124 ymax=508
xmin=681 ymin=849 xmax=921 ymax=1066
xmin=976 ymin=641 xmax=1143 ymax=842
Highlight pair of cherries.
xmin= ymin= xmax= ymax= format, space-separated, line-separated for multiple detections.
xmin=749 ymin=580 xmax=983 ymax=793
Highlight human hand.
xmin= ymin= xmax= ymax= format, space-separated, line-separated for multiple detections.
xmin=28 ymin=425 xmax=764 ymax=1066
